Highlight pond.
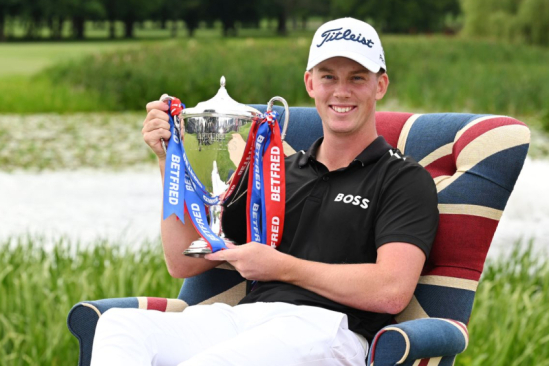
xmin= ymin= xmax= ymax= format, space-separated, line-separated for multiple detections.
xmin=1 ymin=158 xmax=547 ymax=259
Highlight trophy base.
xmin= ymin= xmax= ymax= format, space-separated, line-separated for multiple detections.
xmin=183 ymin=237 xmax=236 ymax=258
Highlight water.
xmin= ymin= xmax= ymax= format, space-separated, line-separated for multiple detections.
xmin=1 ymin=158 xmax=547 ymax=259
xmin=0 ymin=168 xmax=163 ymax=248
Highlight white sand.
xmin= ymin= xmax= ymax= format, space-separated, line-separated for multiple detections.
xmin=0 ymin=158 xmax=547 ymax=259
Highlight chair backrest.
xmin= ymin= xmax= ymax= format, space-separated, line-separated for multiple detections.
xmin=177 ymin=106 xmax=530 ymax=326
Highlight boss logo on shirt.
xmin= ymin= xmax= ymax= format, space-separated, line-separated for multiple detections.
xmin=334 ymin=193 xmax=370 ymax=209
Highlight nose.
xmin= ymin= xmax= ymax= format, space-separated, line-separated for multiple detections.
xmin=333 ymin=81 xmax=351 ymax=99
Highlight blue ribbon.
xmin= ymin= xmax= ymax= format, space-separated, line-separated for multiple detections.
xmin=183 ymin=171 xmax=227 ymax=252
xmin=162 ymin=100 xmax=226 ymax=251
xmin=163 ymin=105 xmax=186 ymax=221
xmin=249 ymin=121 xmax=271 ymax=244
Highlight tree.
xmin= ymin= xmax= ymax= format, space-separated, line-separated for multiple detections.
xmin=271 ymin=0 xmax=294 ymax=35
xmin=100 ymin=0 xmax=124 ymax=39
xmin=331 ymin=0 xmax=460 ymax=33
xmin=43 ymin=0 xmax=73 ymax=40
xmin=17 ymin=0 xmax=47 ymax=38
xmin=0 ymin=0 xmax=18 ymax=41
xmin=206 ymin=0 xmax=260 ymax=36
xmin=180 ymin=0 xmax=202 ymax=37
xmin=64 ymin=0 xmax=104 ymax=40
xmin=114 ymin=0 xmax=157 ymax=38
xmin=293 ymin=0 xmax=330 ymax=30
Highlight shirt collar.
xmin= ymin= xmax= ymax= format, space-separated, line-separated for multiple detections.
xmin=298 ymin=136 xmax=393 ymax=168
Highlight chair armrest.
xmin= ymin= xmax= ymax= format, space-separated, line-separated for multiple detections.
xmin=366 ymin=318 xmax=469 ymax=365
xmin=67 ymin=297 xmax=187 ymax=366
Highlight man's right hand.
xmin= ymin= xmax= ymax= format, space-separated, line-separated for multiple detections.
xmin=142 ymin=101 xmax=171 ymax=160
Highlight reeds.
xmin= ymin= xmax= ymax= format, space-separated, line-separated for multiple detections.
xmin=1 ymin=237 xmax=547 ymax=365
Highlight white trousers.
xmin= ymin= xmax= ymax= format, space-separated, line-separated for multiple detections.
xmin=91 ymin=302 xmax=368 ymax=366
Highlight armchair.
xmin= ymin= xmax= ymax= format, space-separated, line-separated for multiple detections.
xmin=68 ymin=107 xmax=530 ymax=366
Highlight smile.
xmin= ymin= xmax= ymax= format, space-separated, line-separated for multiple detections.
xmin=330 ymin=106 xmax=355 ymax=113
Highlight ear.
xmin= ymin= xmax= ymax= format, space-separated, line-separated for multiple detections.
xmin=375 ymin=73 xmax=389 ymax=101
xmin=304 ymin=71 xmax=315 ymax=98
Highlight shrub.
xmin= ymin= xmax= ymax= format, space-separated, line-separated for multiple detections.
xmin=45 ymin=38 xmax=311 ymax=111
xmin=40 ymin=36 xmax=549 ymax=118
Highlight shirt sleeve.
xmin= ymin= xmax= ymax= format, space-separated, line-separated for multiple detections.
xmin=374 ymin=162 xmax=439 ymax=258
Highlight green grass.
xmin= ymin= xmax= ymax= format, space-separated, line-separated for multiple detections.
xmin=1 ymin=237 xmax=547 ymax=365
xmin=2 ymin=35 xmax=549 ymax=120
xmin=0 ymin=236 xmax=183 ymax=366
xmin=0 ymin=41 xmax=148 ymax=77
xmin=2 ymin=35 xmax=549 ymax=122
xmin=459 ymin=242 xmax=549 ymax=366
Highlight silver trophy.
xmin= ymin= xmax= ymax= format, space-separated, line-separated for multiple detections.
xmin=161 ymin=76 xmax=289 ymax=257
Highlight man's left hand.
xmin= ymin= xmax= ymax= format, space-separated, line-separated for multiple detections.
xmin=205 ymin=242 xmax=292 ymax=282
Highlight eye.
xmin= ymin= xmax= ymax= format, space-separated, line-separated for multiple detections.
xmin=321 ymin=74 xmax=334 ymax=80
xmin=352 ymin=75 xmax=366 ymax=81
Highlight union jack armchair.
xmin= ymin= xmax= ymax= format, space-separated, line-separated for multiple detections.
xmin=67 ymin=107 xmax=530 ymax=366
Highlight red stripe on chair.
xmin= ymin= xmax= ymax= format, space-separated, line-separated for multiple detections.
xmin=147 ymin=297 xmax=168 ymax=312
xmin=368 ymin=329 xmax=387 ymax=364
xmin=453 ymin=117 xmax=523 ymax=158
xmin=376 ymin=112 xmax=414 ymax=148
xmin=423 ymin=215 xmax=498 ymax=281
xmin=425 ymin=154 xmax=456 ymax=179
xmin=418 ymin=358 xmax=430 ymax=366
xmin=446 ymin=319 xmax=469 ymax=336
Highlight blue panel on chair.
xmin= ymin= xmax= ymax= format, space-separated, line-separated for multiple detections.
xmin=437 ymin=171 xmax=510 ymax=210
xmin=438 ymin=144 xmax=529 ymax=209
xmin=466 ymin=144 xmax=529 ymax=192
xmin=250 ymin=105 xmax=323 ymax=152
xmin=414 ymin=284 xmax=475 ymax=323
xmin=404 ymin=114 xmax=488 ymax=162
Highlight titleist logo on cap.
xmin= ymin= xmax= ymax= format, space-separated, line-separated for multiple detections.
xmin=317 ymin=27 xmax=375 ymax=48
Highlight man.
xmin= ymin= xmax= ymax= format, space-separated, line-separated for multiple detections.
xmin=91 ymin=17 xmax=438 ymax=366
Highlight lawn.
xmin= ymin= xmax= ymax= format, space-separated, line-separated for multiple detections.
xmin=0 ymin=41 xmax=145 ymax=77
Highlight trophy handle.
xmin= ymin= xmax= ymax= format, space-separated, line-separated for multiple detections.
xmin=267 ymin=96 xmax=290 ymax=141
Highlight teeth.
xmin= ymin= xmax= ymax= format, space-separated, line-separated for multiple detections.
xmin=332 ymin=106 xmax=353 ymax=113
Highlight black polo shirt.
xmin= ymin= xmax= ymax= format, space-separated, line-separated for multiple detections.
xmin=222 ymin=136 xmax=439 ymax=342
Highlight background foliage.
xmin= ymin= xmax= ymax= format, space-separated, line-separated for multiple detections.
xmin=5 ymin=36 xmax=545 ymax=121
xmin=461 ymin=0 xmax=549 ymax=46
xmin=0 ymin=0 xmax=460 ymax=41
xmin=1 ymin=239 xmax=547 ymax=366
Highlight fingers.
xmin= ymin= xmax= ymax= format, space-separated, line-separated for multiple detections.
xmin=142 ymin=112 xmax=170 ymax=132
xmin=143 ymin=102 xmax=172 ymax=159
xmin=143 ymin=108 xmax=170 ymax=127
xmin=204 ymin=250 xmax=233 ymax=261
xmin=142 ymin=128 xmax=171 ymax=147
xmin=146 ymin=100 xmax=169 ymax=113
xmin=225 ymin=242 xmax=238 ymax=249
xmin=205 ymin=246 xmax=239 ymax=261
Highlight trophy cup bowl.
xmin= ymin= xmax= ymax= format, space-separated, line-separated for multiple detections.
xmin=161 ymin=76 xmax=288 ymax=257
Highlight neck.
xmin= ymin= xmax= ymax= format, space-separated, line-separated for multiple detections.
xmin=316 ymin=131 xmax=378 ymax=171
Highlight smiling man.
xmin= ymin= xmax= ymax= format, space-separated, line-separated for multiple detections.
xmin=91 ymin=18 xmax=438 ymax=366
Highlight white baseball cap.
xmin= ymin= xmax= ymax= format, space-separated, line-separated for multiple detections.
xmin=306 ymin=18 xmax=387 ymax=73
